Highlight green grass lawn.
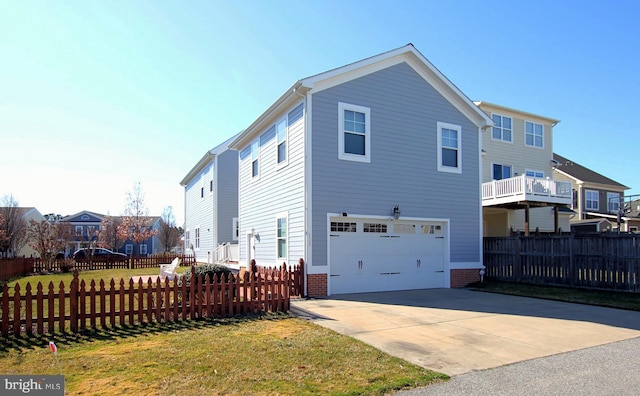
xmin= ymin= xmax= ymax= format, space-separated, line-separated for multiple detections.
xmin=469 ymin=281 xmax=640 ymax=311
xmin=1 ymin=269 xmax=448 ymax=395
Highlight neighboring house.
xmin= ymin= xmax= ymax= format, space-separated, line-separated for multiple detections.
xmin=229 ymin=44 xmax=493 ymax=296
xmin=552 ymin=153 xmax=635 ymax=232
xmin=476 ymin=102 xmax=573 ymax=236
xmin=63 ymin=211 xmax=162 ymax=256
xmin=180 ymin=135 xmax=239 ymax=264
xmin=12 ymin=207 xmax=45 ymax=258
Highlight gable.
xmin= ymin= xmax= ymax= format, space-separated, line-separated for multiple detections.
xmin=64 ymin=211 xmax=104 ymax=223
xmin=553 ymin=153 xmax=628 ymax=190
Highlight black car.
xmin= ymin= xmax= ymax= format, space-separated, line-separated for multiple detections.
xmin=73 ymin=248 xmax=128 ymax=263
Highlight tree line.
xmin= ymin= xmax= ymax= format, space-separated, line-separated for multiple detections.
xmin=0 ymin=184 xmax=182 ymax=269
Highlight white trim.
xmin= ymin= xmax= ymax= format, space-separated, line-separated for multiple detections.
xmin=276 ymin=116 xmax=289 ymax=169
xmin=585 ymin=189 xmax=599 ymax=211
xmin=491 ymin=162 xmax=512 ymax=180
xmin=437 ymin=121 xmax=462 ymax=174
xmin=305 ymin=92 xmax=313 ymax=278
xmin=524 ymin=120 xmax=544 ymax=149
xmin=490 ymin=113 xmax=513 ymax=143
xmin=232 ymin=217 xmax=239 ymax=242
xmin=525 ymin=169 xmax=545 ymax=178
xmin=251 ymin=139 xmax=260 ymax=180
xmin=275 ymin=212 xmax=289 ymax=261
xmin=607 ymin=192 xmax=620 ymax=212
xmin=338 ymin=102 xmax=371 ymax=163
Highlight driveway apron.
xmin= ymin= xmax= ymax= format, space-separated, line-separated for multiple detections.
xmin=291 ymin=288 xmax=640 ymax=376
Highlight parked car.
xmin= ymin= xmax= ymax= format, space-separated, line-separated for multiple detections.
xmin=73 ymin=248 xmax=128 ymax=263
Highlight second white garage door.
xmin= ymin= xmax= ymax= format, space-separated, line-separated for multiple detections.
xmin=329 ymin=217 xmax=446 ymax=295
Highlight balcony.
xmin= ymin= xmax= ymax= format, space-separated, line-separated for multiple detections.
xmin=482 ymin=175 xmax=572 ymax=207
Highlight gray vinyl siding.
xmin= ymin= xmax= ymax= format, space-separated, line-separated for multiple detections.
xmin=238 ymin=101 xmax=306 ymax=267
xmin=184 ymin=161 xmax=214 ymax=262
xmin=216 ymin=149 xmax=239 ymax=244
xmin=311 ymin=62 xmax=481 ymax=265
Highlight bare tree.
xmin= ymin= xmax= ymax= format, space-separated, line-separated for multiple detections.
xmin=0 ymin=195 xmax=28 ymax=258
xmin=26 ymin=219 xmax=74 ymax=271
xmin=158 ymin=206 xmax=180 ymax=253
xmin=117 ymin=182 xmax=158 ymax=256
xmin=98 ymin=215 xmax=125 ymax=251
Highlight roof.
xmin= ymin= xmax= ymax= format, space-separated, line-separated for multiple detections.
xmin=474 ymin=101 xmax=560 ymax=125
xmin=180 ymin=133 xmax=240 ymax=186
xmin=229 ymin=43 xmax=493 ymax=150
xmin=553 ymin=153 xmax=629 ymax=190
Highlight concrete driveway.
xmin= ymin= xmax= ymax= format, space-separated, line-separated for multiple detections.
xmin=291 ymin=289 xmax=640 ymax=376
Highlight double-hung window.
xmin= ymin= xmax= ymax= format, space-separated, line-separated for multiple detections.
xmin=276 ymin=213 xmax=287 ymax=260
xmin=276 ymin=118 xmax=288 ymax=166
xmin=195 ymin=227 xmax=200 ymax=249
xmin=492 ymin=163 xmax=512 ymax=180
xmin=437 ymin=122 xmax=462 ymax=173
xmin=492 ymin=114 xmax=512 ymax=142
xmin=525 ymin=121 xmax=544 ymax=148
xmin=251 ymin=140 xmax=260 ymax=179
xmin=607 ymin=192 xmax=620 ymax=212
xmin=585 ymin=190 xmax=599 ymax=211
xmin=338 ymin=102 xmax=370 ymax=162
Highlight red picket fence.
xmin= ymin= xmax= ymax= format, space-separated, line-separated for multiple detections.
xmin=31 ymin=254 xmax=197 ymax=273
xmin=1 ymin=265 xmax=295 ymax=337
xmin=0 ymin=257 xmax=35 ymax=281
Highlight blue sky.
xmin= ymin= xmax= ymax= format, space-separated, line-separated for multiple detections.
xmin=1 ymin=1 xmax=638 ymax=225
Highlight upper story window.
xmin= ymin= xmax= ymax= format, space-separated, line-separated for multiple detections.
xmin=251 ymin=140 xmax=260 ymax=179
xmin=585 ymin=190 xmax=599 ymax=211
xmin=491 ymin=114 xmax=512 ymax=142
xmin=338 ymin=102 xmax=371 ymax=163
xmin=525 ymin=169 xmax=544 ymax=178
xmin=492 ymin=163 xmax=512 ymax=180
xmin=210 ymin=180 xmax=213 ymax=193
xmin=437 ymin=122 xmax=462 ymax=174
xmin=607 ymin=192 xmax=620 ymax=212
xmin=195 ymin=227 xmax=200 ymax=249
xmin=276 ymin=117 xmax=288 ymax=166
xmin=525 ymin=121 xmax=544 ymax=148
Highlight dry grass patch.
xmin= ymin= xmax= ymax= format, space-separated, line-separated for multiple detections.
xmin=0 ymin=316 xmax=447 ymax=395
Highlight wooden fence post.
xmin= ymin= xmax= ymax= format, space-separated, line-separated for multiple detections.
xmin=70 ymin=271 xmax=79 ymax=333
xmin=1 ymin=283 xmax=9 ymax=337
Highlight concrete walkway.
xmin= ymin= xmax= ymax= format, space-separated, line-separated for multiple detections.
xmin=291 ymin=289 xmax=640 ymax=376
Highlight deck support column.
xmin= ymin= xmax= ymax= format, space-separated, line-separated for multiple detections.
xmin=554 ymin=206 xmax=559 ymax=234
xmin=524 ymin=204 xmax=530 ymax=236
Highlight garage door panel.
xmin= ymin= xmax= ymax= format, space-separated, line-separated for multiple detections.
xmin=329 ymin=218 xmax=446 ymax=294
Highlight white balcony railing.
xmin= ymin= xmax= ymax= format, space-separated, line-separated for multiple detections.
xmin=482 ymin=175 xmax=572 ymax=206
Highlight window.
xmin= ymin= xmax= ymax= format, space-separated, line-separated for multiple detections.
xmin=525 ymin=121 xmax=543 ymax=148
xmin=338 ymin=102 xmax=370 ymax=162
xmin=210 ymin=180 xmax=213 ymax=193
xmin=139 ymin=244 xmax=148 ymax=255
xmin=393 ymin=224 xmax=415 ymax=234
xmin=75 ymin=226 xmax=83 ymax=236
xmin=185 ymin=230 xmax=190 ymax=250
xmin=195 ymin=227 xmax=200 ymax=249
xmin=276 ymin=215 xmax=287 ymax=260
xmin=607 ymin=192 xmax=620 ymax=212
xmin=276 ymin=118 xmax=288 ymax=165
xmin=525 ymin=169 xmax=544 ymax=178
xmin=331 ymin=222 xmax=357 ymax=232
xmin=422 ymin=224 xmax=442 ymax=235
xmin=125 ymin=244 xmax=133 ymax=255
xmin=251 ymin=140 xmax=260 ymax=178
xmin=491 ymin=114 xmax=512 ymax=142
xmin=200 ymin=187 xmax=204 ymax=198
xmin=437 ymin=122 xmax=462 ymax=173
xmin=585 ymin=190 xmax=599 ymax=210
xmin=492 ymin=164 xmax=512 ymax=180
xmin=364 ymin=223 xmax=387 ymax=233
xmin=233 ymin=217 xmax=239 ymax=241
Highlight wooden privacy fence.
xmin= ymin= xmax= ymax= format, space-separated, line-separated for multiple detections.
xmin=1 ymin=264 xmax=296 ymax=337
xmin=30 ymin=254 xmax=197 ymax=273
xmin=484 ymin=234 xmax=640 ymax=292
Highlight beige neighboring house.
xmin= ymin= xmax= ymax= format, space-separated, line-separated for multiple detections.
xmin=476 ymin=102 xmax=573 ymax=236
xmin=552 ymin=153 xmax=635 ymax=232
xmin=15 ymin=207 xmax=45 ymax=258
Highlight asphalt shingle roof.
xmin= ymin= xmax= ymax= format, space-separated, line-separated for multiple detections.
xmin=553 ymin=153 xmax=628 ymax=189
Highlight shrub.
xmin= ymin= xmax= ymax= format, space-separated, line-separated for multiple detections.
xmin=179 ymin=264 xmax=235 ymax=286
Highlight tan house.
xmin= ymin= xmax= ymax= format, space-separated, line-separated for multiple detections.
xmin=14 ymin=207 xmax=45 ymax=258
xmin=552 ymin=153 xmax=636 ymax=232
xmin=476 ymin=102 xmax=573 ymax=236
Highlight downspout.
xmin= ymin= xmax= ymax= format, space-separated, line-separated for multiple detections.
xmin=293 ymin=86 xmax=309 ymax=296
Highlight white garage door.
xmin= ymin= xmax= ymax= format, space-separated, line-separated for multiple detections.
xmin=329 ymin=218 xmax=446 ymax=295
